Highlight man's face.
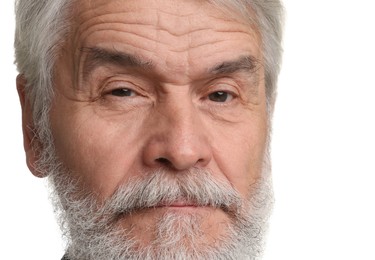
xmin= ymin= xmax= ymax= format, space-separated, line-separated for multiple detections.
xmin=46 ymin=0 xmax=268 ymax=256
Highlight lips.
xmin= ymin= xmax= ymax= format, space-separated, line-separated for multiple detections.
xmin=156 ymin=199 xmax=200 ymax=208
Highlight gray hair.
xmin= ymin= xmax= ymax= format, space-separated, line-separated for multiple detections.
xmin=14 ymin=0 xmax=284 ymax=128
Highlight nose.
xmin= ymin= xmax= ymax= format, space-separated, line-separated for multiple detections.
xmin=142 ymin=97 xmax=212 ymax=171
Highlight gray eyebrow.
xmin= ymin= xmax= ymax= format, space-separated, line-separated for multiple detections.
xmin=80 ymin=47 xmax=154 ymax=79
xmin=210 ymin=55 xmax=260 ymax=75
xmin=80 ymin=47 xmax=260 ymax=83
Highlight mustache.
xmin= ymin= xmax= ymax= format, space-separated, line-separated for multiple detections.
xmin=100 ymin=168 xmax=243 ymax=217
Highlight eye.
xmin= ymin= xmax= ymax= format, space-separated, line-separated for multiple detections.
xmin=110 ymin=88 xmax=136 ymax=97
xmin=208 ymin=91 xmax=234 ymax=102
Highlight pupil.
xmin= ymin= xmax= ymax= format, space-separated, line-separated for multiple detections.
xmin=112 ymin=88 xmax=132 ymax=97
xmin=209 ymin=91 xmax=227 ymax=102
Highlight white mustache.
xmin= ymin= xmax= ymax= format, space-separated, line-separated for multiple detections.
xmin=101 ymin=168 xmax=243 ymax=217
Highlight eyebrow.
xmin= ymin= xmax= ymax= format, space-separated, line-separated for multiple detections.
xmin=80 ymin=47 xmax=260 ymax=81
xmin=80 ymin=47 xmax=154 ymax=80
xmin=210 ymin=55 xmax=260 ymax=75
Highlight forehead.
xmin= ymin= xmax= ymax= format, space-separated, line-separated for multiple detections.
xmin=74 ymin=0 xmax=253 ymax=21
xmin=69 ymin=0 xmax=261 ymax=80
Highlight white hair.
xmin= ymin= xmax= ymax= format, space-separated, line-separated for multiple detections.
xmin=14 ymin=2 xmax=281 ymax=258
xmin=14 ymin=0 xmax=284 ymax=132
xmin=14 ymin=0 xmax=73 ymax=155
xmin=49 ymin=166 xmax=273 ymax=259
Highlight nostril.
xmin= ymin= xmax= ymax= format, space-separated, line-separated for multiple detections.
xmin=156 ymin=157 xmax=172 ymax=166
xmin=197 ymin=158 xmax=204 ymax=163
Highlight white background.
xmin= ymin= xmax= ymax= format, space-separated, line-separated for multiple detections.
xmin=1 ymin=1 xmax=374 ymax=259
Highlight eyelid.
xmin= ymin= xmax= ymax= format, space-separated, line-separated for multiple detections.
xmin=102 ymin=79 xmax=140 ymax=95
xmin=206 ymin=82 xmax=240 ymax=97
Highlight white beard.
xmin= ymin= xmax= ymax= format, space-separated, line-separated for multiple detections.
xmin=37 ymin=118 xmax=273 ymax=260
xmin=46 ymin=164 xmax=273 ymax=260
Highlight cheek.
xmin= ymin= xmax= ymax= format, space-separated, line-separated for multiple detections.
xmin=50 ymin=105 xmax=145 ymax=198
xmin=210 ymin=116 xmax=268 ymax=198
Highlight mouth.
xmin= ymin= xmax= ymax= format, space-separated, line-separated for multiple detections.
xmin=151 ymin=201 xmax=209 ymax=213
xmin=143 ymin=199 xmax=213 ymax=214
xmin=115 ymin=202 xmax=208 ymax=221
xmin=115 ymin=197 xmax=235 ymax=219
xmin=113 ymin=200 xmax=235 ymax=225
xmin=156 ymin=199 xmax=200 ymax=208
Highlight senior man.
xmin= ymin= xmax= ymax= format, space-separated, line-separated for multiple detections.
xmin=15 ymin=0 xmax=283 ymax=259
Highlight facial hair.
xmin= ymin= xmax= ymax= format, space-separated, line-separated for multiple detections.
xmin=45 ymin=164 xmax=273 ymax=260
xmin=36 ymin=119 xmax=274 ymax=259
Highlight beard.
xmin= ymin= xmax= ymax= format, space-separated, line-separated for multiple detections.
xmin=35 ymin=119 xmax=274 ymax=259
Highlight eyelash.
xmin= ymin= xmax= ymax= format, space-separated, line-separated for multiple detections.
xmin=102 ymin=80 xmax=139 ymax=96
xmin=204 ymin=82 xmax=239 ymax=103
xmin=109 ymin=88 xmax=136 ymax=97
xmin=207 ymin=90 xmax=235 ymax=103
xmin=99 ymin=77 xmax=240 ymax=108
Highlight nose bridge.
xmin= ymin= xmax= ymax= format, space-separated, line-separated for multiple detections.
xmin=143 ymin=91 xmax=212 ymax=170
xmin=160 ymin=95 xmax=205 ymax=160
xmin=164 ymin=95 xmax=196 ymax=136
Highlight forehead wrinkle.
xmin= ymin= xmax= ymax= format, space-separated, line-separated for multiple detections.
xmin=69 ymin=0 xmax=262 ymax=85
xmin=75 ymin=1 xmax=207 ymax=38
xmin=73 ymin=1 xmax=258 ymax=56
xmin=73 ymin=0 xmax=257 ymax=44
xmin=155 ymin=9 xmax=200 ymax=37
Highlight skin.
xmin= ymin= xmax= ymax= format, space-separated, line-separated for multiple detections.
xmin=19 ymin=0 xmax=268 ymax=248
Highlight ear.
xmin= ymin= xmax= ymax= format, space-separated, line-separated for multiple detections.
xmin=16 ymin=75 xmax=46 ymax=178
